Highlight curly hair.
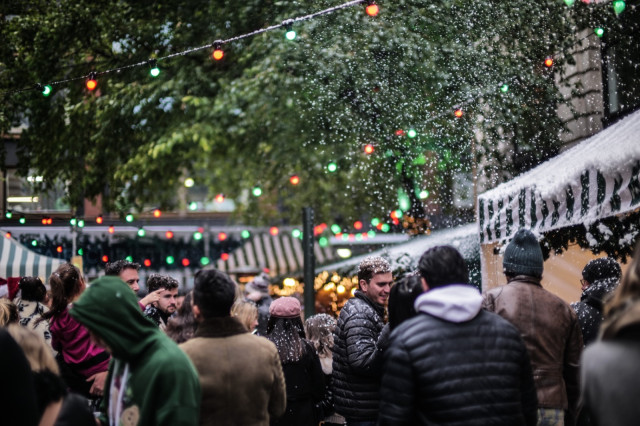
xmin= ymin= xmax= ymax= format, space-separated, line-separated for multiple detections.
xmin=304 ymin=313 xmax=336 ymax=358
xmin=146 ymin=273 xmax=179 ymax=293
xmin=104 ymin=260 xmax=140 ymax=276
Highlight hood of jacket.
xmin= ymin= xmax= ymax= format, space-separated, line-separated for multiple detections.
xmin=70 ymin=276 xmax=161 ymax=362
xmin=414 ymin=284 xmax=483 ymax=323
xmin=581 ymin=277 xmax=620 ymax=310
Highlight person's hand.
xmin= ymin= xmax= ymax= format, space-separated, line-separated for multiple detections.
xmin=87 ymin=371 xmax=108 ymax=397
xmin=140 ymin=288 xmax=165 ymax=307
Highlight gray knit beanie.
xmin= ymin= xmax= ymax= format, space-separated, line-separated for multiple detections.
xmin=503 ymin=229 xmax=544 ymax=278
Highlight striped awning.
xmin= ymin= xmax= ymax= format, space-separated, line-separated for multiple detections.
xmin=478 ymin=109 xmax=640 ymax=244
xmin=215 ymin=231 xmax=337 ymax=277
xmin=0 ymin=235 xmax=64 ymax=280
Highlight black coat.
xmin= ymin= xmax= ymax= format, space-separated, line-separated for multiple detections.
xmin=571 ymin=277 xmax=619 ymax=346
xmin=332 ymin=291 xmax=389 ymax=421
xmin=379 ymin=310 xmax=538 ymax=426
xmin=271 ymin=340 xmax=325 ymax=426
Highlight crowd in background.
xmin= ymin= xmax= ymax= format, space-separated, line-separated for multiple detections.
xmin=1 ymin=229 xmax=640 ymax=426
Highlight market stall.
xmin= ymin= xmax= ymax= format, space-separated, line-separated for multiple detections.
xmin=477 ymin=109 xmax=640 ymax=301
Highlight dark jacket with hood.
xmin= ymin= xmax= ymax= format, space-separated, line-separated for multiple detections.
xmin=483 ymin=275 xmax=583 ymax=424
xmin=379 ymin=284 xmax=538 ymax=426
xmin=70 ymin=276 xmax=201 ymax=426
xmin=571 ymin=277 xmax=619 ymax=346
xmin=581 ymin=299 xmax=640 ymax=426
xmin=332 ymin=290 xmax=390 ymax=421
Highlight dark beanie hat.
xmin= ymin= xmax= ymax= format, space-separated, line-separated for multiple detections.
xmin=582 ymin=257 xmax=621 ymax=283
xmin=503 ymin=229 xmax=544 ymax=278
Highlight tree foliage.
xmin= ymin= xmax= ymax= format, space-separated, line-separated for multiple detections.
xmin=1 ymin=0 xmax=608 ymax=225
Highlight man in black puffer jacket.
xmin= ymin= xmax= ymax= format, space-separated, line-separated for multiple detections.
xmin=332 ymin=256 xmax=393 ymax=426
xmin=379 ymin=246 xmax=538 ymax=426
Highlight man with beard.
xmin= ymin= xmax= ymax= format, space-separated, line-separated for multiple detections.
xmin=143 ymin=274 xmax=179 ymax=331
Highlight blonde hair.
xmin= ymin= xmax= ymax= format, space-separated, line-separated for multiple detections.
xmin=6 ymin=324 xmax=59 ymax=374
xmin=232 ymin=299 xmax=258 ymax=332
xmin=0 ymin=299 xmax=19 ymax=326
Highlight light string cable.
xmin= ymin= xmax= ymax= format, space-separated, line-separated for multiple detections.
xmin=0 ymin=0 xmax=369 ymax=97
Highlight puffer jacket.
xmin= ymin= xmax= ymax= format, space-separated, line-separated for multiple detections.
xmin=483 ymin=276 xmax=583 ymax=424
xmin=379 ymin=284 xmax=538 ymax=426
xmin=332 ymin=290 xmax=389 ymax=421
xmin=571 ymin=277 xmax=619 ymax=346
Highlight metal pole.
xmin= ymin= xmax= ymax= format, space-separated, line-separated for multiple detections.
xmin=302 ymin=207 xmax=316 ymax=319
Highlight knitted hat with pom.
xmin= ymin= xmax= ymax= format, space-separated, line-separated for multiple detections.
xmin=503 ymin=229 xmax=544 ymax=278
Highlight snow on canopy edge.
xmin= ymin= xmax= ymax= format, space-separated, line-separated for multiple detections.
xmin=479 ymin=109 xmax=640 ymax=203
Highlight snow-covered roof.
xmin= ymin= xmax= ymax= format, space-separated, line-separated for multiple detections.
xmin=478 ymin=109 xmax=640 ymax=244
xmin=317 ymin=223 xmax=479 ymax=275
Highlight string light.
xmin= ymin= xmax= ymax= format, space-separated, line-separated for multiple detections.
xmin=454 ymin=108 xmax=463 ymax=118
xmin=86 ymin=72 xmax=97 ymax=91
xmin=2 ymin=0 xmax=368 ymax=96
xmin=212 ymin=41 xmax=224 ymax=61
xmin=544 ymin=57 xmax=554 ymax=68
xmin=149 ymin=60 xmax=160 ymax=77
xmin=365 ymin=1 xmax=379 ymax=17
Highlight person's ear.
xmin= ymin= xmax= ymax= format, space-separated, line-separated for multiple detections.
xmin=359 ymin=279 xmax=368 ymax=292
xmin=192 ymin=304 xmax=203 ymax=322
xmin=421 ymin=277 xmax=430 ymax=292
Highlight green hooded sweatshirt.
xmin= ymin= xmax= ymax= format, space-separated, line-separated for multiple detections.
xmin=70 ymin=276 xmax=200 ymax=426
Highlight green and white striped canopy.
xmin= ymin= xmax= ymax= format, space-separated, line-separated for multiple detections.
xmin=215 ymin=231 xmax=337 ymax=277
xmin=0 ymin=235 xmax=64 ymax=280
xmin=478 ymin=109 xmax=640 ymax=244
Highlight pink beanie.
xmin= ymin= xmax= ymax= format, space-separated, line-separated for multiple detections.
xmin=269 ymin=297 xmax=301 ymax=319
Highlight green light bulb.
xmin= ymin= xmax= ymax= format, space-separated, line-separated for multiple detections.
xmin=564 ymin=0 xmax=575 ymax=6
xmin=613 ymin=0 xmax=626 ymax=15
xmin=327 ymin=162 xmax=338 ymax=172
xmin=150 ymin=67 xmax=160 ymax=77
xmin=241 ymin=230 xmax=251 ymax=239
xmin=200 ymin=257 xmax=210 ymax=266
xmin=285 ymin=29 xmax=296 ymax=40
xmin=193 ymin=232 xmax=203 ymax=240
xmin=138 ymin=228 xmax=146 ymax=237
xmin=594 ymin=27 xmax=605 ymax=37
xmin=252 ymin=186 xmax=262 ymax=197
xmin=500 ymin=84 xmax=509 ymax=93
xmin=331 ymin=224 xmax=341 ymax=234
xmin=166 ymin=256 xmax=175 ymax=265
xmin=125 ymin=214 xmax=134 ymax=223
xmin=292 ymin=229 xmax=301 ymax=238
xmin=42 ymin=85 xmax=52 ymax=96
xmin=319 ymin=237 xmax=328 ymax=247
xmin=407 ymin=129 xmax=417 ymax=138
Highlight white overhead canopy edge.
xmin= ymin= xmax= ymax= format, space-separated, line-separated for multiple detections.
xmin=478 ymin=109 xmax=640 ymax=244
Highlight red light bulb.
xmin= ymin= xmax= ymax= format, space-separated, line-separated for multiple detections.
xmin=290 ymin=175 xmax=300 ymax=185
xmin=544 ymin=57 xmax=554 ymax=68
xmin=454 ymin=109 xmax=463 ymax=118
xmin=366 ymin=3 xmax=379 ymax=16
xmin=364 ymin=144 xmax=375 ymax=154
xmin=86 ymin=79 xmax=97 ymax=91
xmin=212 ymin=49 xmax=224 ymax=60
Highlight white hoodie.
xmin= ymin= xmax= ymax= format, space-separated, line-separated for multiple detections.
xmin=413 ymin=284 xmax=483 ymax=323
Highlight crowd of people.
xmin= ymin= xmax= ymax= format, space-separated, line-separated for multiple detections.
xmin=1 ymin=227 xmax=640 ymax=426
